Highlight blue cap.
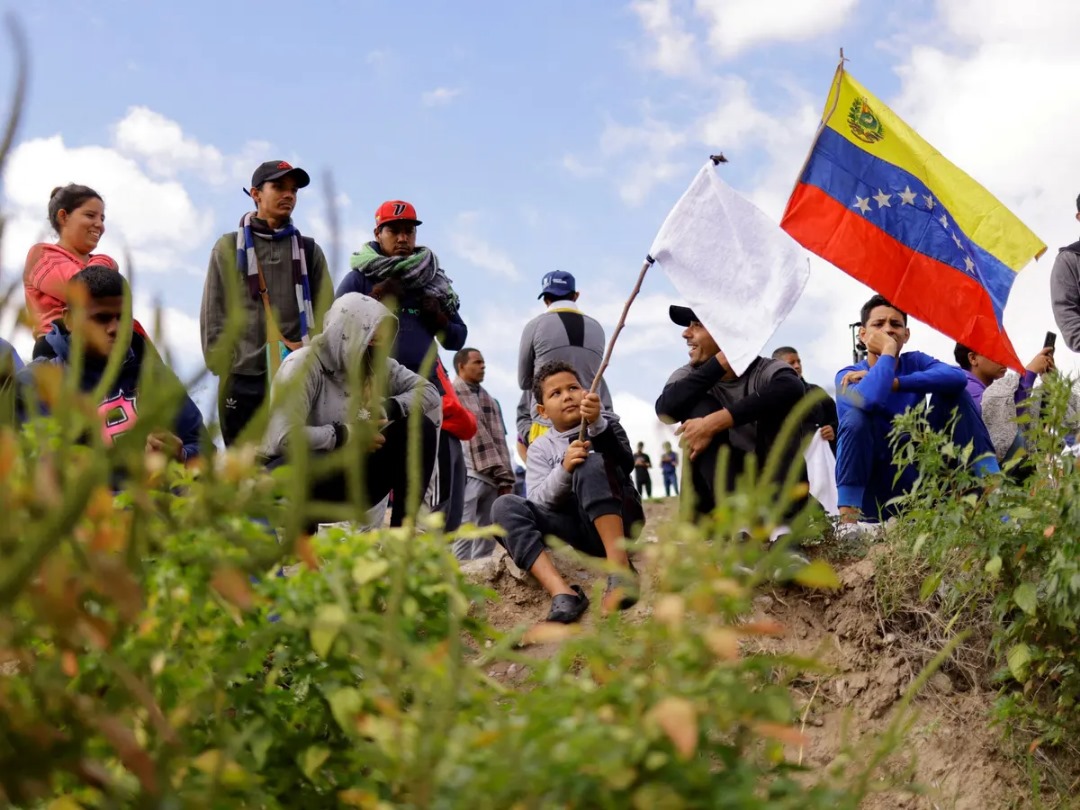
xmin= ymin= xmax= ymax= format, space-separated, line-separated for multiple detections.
xmin=538 ymin=270 xmax=576 ymax=300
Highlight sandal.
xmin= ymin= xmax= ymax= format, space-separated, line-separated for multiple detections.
xmin=546 ymin=584 xmax=589 ymax=624
xmin=604 ymin=560 xmax=640 ymax=611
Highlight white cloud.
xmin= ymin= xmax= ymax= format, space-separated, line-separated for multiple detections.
xmin=421 ymin=87 xmax=462 ymax=107
xmin=630 ymin=0 xmax=701 ymax=77
xmin=693 ymin=0 xmax=860 ymax=59
xmin=112 ymin=106 xmax=226 ymax=182
xmin=631 ymin=0 xmax=861 ymax=69
xmin=446 ymin=211 xmax=519 ymax=280
xmin=1 ymin=134 xmax=215 ymax=275
xmin=560 ymin=154 xmax=602 ymax=179
xmin=599 ymin=116 xmax=689 ymax=205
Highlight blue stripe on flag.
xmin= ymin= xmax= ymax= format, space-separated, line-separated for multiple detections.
xmin=801 ymin=128 xmax=1015 ymax=323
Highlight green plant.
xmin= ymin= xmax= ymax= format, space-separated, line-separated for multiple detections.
xmin=876 ymin=375 xmax=1080 ymax=751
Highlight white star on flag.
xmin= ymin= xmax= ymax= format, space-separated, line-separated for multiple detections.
xmin=898 ymin=186 xmax=917 ymax=205
xmin=853 ymin=196 xmax=871 ymax=214
xmin=964 ymin=256 xmax=975 ymax=272
xmin=924 ymin=194 xmax=935 ymax=209
xmin=952 ymin=233 xmax=963 ymax=248
xmin=939 ymin=214 xmax=949 ymax=229
xmin=872 ymin=189 xmax=892 ymax=208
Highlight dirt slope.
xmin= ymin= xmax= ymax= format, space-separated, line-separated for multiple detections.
xmin=463 ymin=499 xmax=1033 ymax=809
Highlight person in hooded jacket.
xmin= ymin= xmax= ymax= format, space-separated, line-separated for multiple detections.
xmin=16 ymin=266 xmax=204 ymax=464
xmin=261 ymin=293 xmax=441 ymax=528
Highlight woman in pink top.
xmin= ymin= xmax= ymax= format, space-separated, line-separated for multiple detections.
xmin=23 ymin=184 xmax=118 ymax=338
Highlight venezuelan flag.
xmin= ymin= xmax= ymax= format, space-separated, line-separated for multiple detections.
xmin=781 ymin=68 xmax=1045 ymax=370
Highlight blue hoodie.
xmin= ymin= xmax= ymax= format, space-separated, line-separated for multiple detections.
xmin=335 ymin=245 xmax=467 ymax=384
xmin=0 ymin=338 xmax=23 ymax=374
xmin=16 ymin=324 xmax=204 ymax=461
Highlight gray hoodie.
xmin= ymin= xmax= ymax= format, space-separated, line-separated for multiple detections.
xmin=260 ymin=293 xmax=441 ymax=457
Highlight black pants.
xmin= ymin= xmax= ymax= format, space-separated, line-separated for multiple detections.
xmin=219 ymin=374 xmax=267 ymax=447
xmin=688 ymin=406 xmax=804 ymax=520
xmin=491 ymin=454 xmax=641 ymax=572
xmin=431 ymin=434 xmax=466 ymax=532
xmin=267 ymin=416 xmax=438 ymax=530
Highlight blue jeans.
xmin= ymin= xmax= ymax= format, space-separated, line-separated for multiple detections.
xmin=836 ymin=390 xmax=999 ymax=522
xmin=662 ymin=469 xmax=678 ymax=496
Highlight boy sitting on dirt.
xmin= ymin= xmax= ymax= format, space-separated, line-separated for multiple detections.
xmin=491 ymin=360 xmax=643 ymax=624
xmin=836 ymin=295 xmax=999 ymax=534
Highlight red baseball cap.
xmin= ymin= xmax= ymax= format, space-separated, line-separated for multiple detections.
xmin=375 ymin=200 xmax=422 ymax=228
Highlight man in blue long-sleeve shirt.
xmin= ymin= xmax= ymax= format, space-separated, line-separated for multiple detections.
xmin=835 ymin=295 xmax=999 ymax=526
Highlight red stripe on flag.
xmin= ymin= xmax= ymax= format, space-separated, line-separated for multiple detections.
xmin=782 ymin=182 xmax=1023 ymax=370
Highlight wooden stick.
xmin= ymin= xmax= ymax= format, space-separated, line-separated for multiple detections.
xmin=577 ymin=255 xmax=656 ymax=441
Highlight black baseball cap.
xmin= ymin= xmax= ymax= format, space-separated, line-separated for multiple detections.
xmin=251 ymin=160 xmax=311 ymax=189
xmin=669 ymin=305 xmax=699 ymax=327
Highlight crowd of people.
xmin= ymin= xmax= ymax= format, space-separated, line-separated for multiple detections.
xmin=8 ymin=166 xmax=1080 ymax=626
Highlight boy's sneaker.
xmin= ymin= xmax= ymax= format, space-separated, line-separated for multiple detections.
xmin=546 ymin=584 xmax=590 ymax=624
xmin=834 ymin=520 xmax=883 ymax=543
xmin=604 ymin=562 xmax=640 ymax=612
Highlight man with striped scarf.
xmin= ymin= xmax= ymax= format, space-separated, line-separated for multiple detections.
xmin=200 ymin=161 xmax=331 ymax=446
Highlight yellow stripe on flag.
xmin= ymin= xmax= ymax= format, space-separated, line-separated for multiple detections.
xmin=821 ymin=71 xmax=1045 ymax=271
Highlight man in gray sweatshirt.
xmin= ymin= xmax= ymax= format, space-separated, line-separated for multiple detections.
xmin=1050 ymin=193 xmax=1080 ymax=352
xmin=261 ymin=293 xmax=441 ymax=528
xmin=516 ymin=271 xmax=611 ymax=454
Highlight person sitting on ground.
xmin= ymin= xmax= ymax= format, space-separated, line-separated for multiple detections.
xmin=773 ymin=345 xmax=838 ymax=453
xmin=835 ymin=295 xmax=999 ymax=532
xmin=659 ymin=440 xmax=679 ymax=497
xmin=17 ymin=267 xmax=204 ymax=465
xmin=955 ymin=342 xmax=1055 ymax=463
xmin=491 ymin=360 xmax=643 ymax=624
xmin=633 ymin=442 xmax=653 ymax=498
xmin=655 ymin=306 xmax=805 ymax=524
xmin=260 ymin=293 xmax=441 ymax=529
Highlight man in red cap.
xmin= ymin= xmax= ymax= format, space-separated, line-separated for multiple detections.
xmin=337 ymin=200 xmax=469 ymax=525
xmin=201 ymin=160 xmax=331 ymax=446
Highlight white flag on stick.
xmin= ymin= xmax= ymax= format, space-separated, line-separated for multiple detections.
xmin=648 ymin=161 xmax=810 ymax=375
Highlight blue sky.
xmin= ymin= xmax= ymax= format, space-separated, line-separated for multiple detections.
xmin=2 ymin=0 xmax=1078 ymax=464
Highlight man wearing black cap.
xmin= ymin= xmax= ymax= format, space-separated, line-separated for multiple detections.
xmin=655 ymin=305 xmax=804 ymax=517
xmin=516 ymin=270 xmax=610 ymax=455
xmin=200 ymin=160 xmax=331 ymax=446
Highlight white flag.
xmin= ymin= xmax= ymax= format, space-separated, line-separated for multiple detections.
xmin=804 ymin=431 xmax=839 ymax=515
xmin=649 ymin=161 xmax=810 ymax=375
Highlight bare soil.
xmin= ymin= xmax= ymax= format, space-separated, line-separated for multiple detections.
xmin=462 ymin=498 xmax=1049 ymax=809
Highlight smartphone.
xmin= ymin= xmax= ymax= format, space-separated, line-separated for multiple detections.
xmin=1044 ymin=331 xmax=1057 ymax=350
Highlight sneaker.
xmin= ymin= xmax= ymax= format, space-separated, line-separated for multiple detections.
xmin=546 ymin=584 xmax=590 ymax=624
xmin=834 ymin=520 xmax=882 ymax=542
xmin=604 ymin=562 xmax=640 ymax=611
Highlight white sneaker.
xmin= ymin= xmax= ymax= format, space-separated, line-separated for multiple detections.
xmin=834 ymin=520 xmax=882 ymax=542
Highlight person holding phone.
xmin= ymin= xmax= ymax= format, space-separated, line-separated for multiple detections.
xmin=954 ymin=337 xmax=1056 ymax=463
